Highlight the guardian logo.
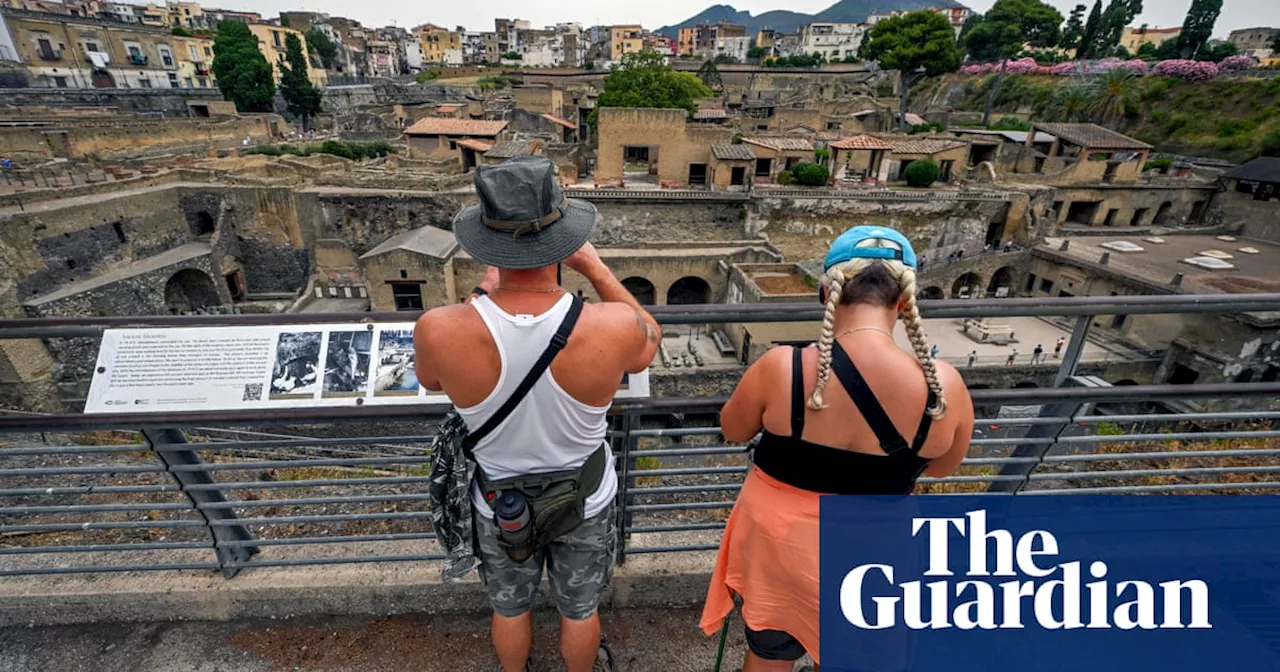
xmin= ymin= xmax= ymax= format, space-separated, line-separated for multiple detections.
xmin=841 ymin=509 xmax=1211 ymax=631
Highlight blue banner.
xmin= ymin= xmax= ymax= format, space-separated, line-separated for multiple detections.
xmin=819 ymin=496 xmax=1280 ymax=671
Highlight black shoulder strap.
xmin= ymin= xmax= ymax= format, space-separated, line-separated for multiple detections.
xmin=790 ymin=346 xmax=805 ymax=438
xmin=911 ymin=392 xmax=937 ymax=453
xmin=829 ymin=342 xmax=911 ymax=455
xmin=463 ymin=296 xmax=583 ymax=451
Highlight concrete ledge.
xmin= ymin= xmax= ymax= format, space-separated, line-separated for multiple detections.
xmin=0 ymin=536 xmax=719 ymax=627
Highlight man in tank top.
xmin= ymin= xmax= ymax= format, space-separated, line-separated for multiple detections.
xmin=414 ymin=158 xmax=661 ymax=672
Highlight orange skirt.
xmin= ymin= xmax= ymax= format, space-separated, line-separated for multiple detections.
xmin=700 ymin=466 xmax=823 ymax=662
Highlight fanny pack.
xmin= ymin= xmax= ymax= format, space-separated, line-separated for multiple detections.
xmin=457 ymin=296 xmax=607 ymax=552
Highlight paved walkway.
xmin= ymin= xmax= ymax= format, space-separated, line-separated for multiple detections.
xmin=0 ymin=607 xmax=761 ymax=672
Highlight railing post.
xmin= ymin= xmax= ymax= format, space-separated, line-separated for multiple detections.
xmin=142 ymin=428 xmax=257 ymax=578
xmin=612 ymin=411 xmax=637 ymax=566
xmin=986 ymin=376 xmax=1107 ymax=493
xmin=1054 ymin=315 xmax=1093 ymax=387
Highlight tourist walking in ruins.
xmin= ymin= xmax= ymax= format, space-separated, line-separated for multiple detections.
xmin=1055 ymin=336 xmax=1066 ymax=358
xmin=968 ymin=350 xmax=978 ymax=367
xmin=1033 ymin=343 xmax=1044 ymax=364
xmin=417 ymin=158 xmax=660 ymax=672
xmin=1007 ymin=349 xmax=1018 ymax=366
xmin=701 ymin=226 xmax=974 ymax=671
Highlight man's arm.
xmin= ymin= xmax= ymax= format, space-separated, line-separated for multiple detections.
xmin=412 ymin=311 xmax=443 ymax=392
xmin=564 ymin=243 xmax=661 ymax=373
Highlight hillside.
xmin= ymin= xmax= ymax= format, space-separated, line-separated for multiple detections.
xmin=910 ymin=73 xmax=1280 ymax=163
xmin=656 ymin=0 xmax=961 ymax=38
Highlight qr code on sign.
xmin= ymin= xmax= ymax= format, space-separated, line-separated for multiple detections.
xmin=242 ymin=383 xmax=263 ymax=401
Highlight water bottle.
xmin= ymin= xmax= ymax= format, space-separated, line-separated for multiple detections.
xmin=494 ymin=490 xmax=534 ymax=562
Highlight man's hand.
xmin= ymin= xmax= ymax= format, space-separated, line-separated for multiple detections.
xmin=563 ymin=242 xmax=606 ymax=279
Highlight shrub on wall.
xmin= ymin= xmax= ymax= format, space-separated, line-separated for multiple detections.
xmin=904 ymin=159 xmax=941 ymax=187
xmin=792 ymin=162 xmax=829 ymax=186
xmin=777 ymin=169 xmax=795 ymax=185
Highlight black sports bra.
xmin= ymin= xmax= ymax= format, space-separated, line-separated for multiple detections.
xmin=751 ymin=344 xmax=935 ymax=495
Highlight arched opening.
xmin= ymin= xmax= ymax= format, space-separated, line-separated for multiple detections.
xmin=951 ymin=272 xmax=982 ymax=298
xmin=986 ymin=266 xmax=1017 ymax=297
xmin=919 ymin=285 xmax=945 ymax=301
xmin=1153 ymin=201 xmax=1173 ymax=225
xmin=1262 ymin=366 xmax=1280 ymax=383
xmin=1014 ymin=381 xmax=1040 ymax=388
xmin=193 ymin=211 xmax=216 ymax=237
xmin=91 ymin=70 xmax=116 ymax=88
xmin=1112 ymin=379 xmax=1139 ymax=386
xmin=967 ymin=383 xmax=995 ymax=418
xmin=621 ymin=276 xmax=656 ymax=305
xmin=164 ymin=268 xmax=220 ymax=314
xmin=1235 ymin=369 xmax=1256 ymax=383
xmin=667 ymin=276 xmax=712 ymax=305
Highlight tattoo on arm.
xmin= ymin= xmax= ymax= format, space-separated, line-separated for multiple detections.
xmin=633 ymin=309 xmax=659 ymax=344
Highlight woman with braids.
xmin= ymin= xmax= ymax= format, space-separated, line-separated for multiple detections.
xmin=700 ymin=226 xmax=974 ymax=670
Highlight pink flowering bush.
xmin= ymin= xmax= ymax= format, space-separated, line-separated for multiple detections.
xmin=1003 ymin=57 xmax=1041 ymax=74
xmin=1152 ymin=59 xmax=1219 ymax=81
xmin=1051 ymin=61 xmax=1080 ymax=76
xmin=1219 ymin=54 xmax=1259 ymax=71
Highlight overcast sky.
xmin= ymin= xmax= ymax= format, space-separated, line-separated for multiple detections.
xmin=224 ymin=1 xmax=1279 ymax=37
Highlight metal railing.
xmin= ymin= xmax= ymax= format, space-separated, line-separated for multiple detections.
xmin=2 ymin=294 xmax=1279 ymax=577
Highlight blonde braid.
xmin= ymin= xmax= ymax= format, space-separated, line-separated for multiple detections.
xmin=895 ymin=267 xmax=947 ymax=419
xmin=807 ymin=266 xmax=846 ymax=410
xmin=807 ymin=259 xmax=947 ymax=419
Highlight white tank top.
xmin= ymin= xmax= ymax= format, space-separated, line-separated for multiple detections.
xmin=458 ymin=293 xmax=617 ymax=519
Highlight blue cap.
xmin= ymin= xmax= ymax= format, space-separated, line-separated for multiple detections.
xmin=824 ymin=226 xmax=918 ymax=271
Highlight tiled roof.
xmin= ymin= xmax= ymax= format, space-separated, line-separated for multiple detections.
xmin=541 ymin=113 xmax=576 ymax=129
xmin=889 ymin=138 xmax=968 ymax=155
xmin=457 ymin=138 xmax=493 ymax=152
xmin=360 ymin=226 xmax=458 ymax=260
xmin=693 ymin=108 xmax=728 ymax=120
xmin=1223 ymin=157 xmax=1280 ymax=183
xmin=903 ymin=113 xmax=927 ymax=126
xmin=741 ymin=136 xmax=813 ymax=152
xmin=784 ymin=123 xmax=816 ymax=133
xmin=485 ymin=140 xmax=541 ymax=158
xmin=1033 ymin=123 xmax=1153 ymax=150
xmin=437 ymin=104 xmax=464 ymax=112
xmin=405 ymin=118 xmax=508 ymax=136
xmin=829 ymin=135 xmax=894 ymax=150
xmin=711 ymin=144 xmax=756 ymax=161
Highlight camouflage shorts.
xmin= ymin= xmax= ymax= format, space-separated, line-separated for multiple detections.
xmin=475 ymin=503 xmax=616 ymax=620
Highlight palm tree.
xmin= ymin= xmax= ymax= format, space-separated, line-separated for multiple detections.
xmin=1051 ymin=86 xmax=1091 ymax=122
xmin=1090 ymin=69 xmax=1134 ymax=127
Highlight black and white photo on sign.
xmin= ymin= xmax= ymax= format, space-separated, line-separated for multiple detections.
xmin=270 ymin=331 xmax=322 ymax=399
xmin=374 ymin=329 xmax=419 ymax=396
xmin=323 ymin=330 xmax=373 ymax=397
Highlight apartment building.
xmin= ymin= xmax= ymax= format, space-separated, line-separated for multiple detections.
xmin=610 ymin=24 xmax=642 ymax=61
xmin=248 ymin=22 xmax=326 ymax=87
xmin=800 ymin=22 xmax=865 ymax=61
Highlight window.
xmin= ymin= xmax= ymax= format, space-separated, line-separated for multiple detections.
xmin=204 ymin=47 xmax=212 ymax=57
xmin=139 ymin=78 xmax=151 ymax=88
xmin=197 ymin=77 xmax=207 ymax=87
xmin=1039 ymin=277 xmax=1055 ymax=294
xmin=189 ymin=45 xmax=199 ymax=60
xmin=86 ymin=42 xmax=100 ymax=52
xmin=54 ymin=76 xmax=68 ymax=88
xmin=1024 ymin=273 xmax=1037 ymax=293
xmin=168 ymin=73 xmax=178 ymax=86
xmin=272 ymin=31 xmax=282 ymax=48
xmin=1236 ymin=180 xmax=1258 ymax=194
xmin=449 ymin=140 xmax=458 ymax=150
xmin=160 ymin=48 xmax=173 ymax=67
xmin=826 ymin=122 xmax=840 ymax=131
xmin=184 ymin=77 xmax=193 ymax=88
xmin=391 ymin=283 xmax=424 ymax=311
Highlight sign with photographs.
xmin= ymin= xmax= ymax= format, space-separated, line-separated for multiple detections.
xmin=83 ymin=324 xmax=650 ymax=414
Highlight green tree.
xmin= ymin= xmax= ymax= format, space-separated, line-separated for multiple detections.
xmin=792 ymin=162 xmax=830 ymax=186
xmin=1050 ymin=85 xmax=1091 ymax=121
xmin=171 ymin=26 xmax=194 ymax=37
xmin=965 ymin=0 xmax=1062 ymax=63
xmin=1202 ymin=41 xmax=1238 ymax=62
xmin=964 ymin=0 xmax=1062 ymax=125
xmin=279 ymin=33 xmax=322 ymax=130
xmin=904 ymin=159 xmax=941 ymax=187
xmin=1094 ymin=0 xmax=1143 ymax=58
xmin=1059 ymin=4 xmax=1087 ymax=50
xmin=1178 ymin=0 xmax=1223 ymax=59
xmin=212 ymin=21 xmax=276 ymax=113
xmin=305 ymin=28 xmax=338 ymax=70
xmin=697 ymin=59 xmax=723 ymax=89
xmin=1076 ymin=0 xmax=1104 ymax=59
xmin=959 ymin=13 xmax=984 ymax=41
xmin=860 ymin=11 xmax=962 ymax=131
xmin=746 ymin=46 xmax=767 ymax=60
xmin=1091 ymin=68 xmax=1135 ymax=125
xmin=1136 ymin=41 xmax=1158 ymax=59
xmin=589 ymin=50 xmax=713 ymax=131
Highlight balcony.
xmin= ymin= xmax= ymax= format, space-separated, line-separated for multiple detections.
xmin=37 ymin=47 xmax=63 ymax=61
xmin=128 ymin=53 xmax=148 ymax=66
xmin=0 ymin=293 xmax=1278 ymax=579
xmin=194 ymin=64 xmax=210 ymax=76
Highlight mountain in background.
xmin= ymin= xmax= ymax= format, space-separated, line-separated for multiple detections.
xmin=656 ymin=0 xmax=964 ymax=38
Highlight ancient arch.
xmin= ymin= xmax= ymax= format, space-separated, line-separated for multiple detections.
xmin=164 ymin=268 xmax=220 ymax=314
xmin=1014 ymin=381 xmax=1040 ymax=388
xmin=951 ymin=272 xmax=983 ymax=298
xmin=667 ymin=276 xmax=712 ymax=305
xmin=919 ymin=285 xmax=945 ymax=301
xmin=987 ymin=266 xmax=1017 ymax=297
xmin=621 ymin=277 xmax=656 ymax=305
xmin=193 ymin=211 xmax=216 ymax=237
xmin=1112 ymin=379 xmax=1139 ymax=386
xmin=1154 ymin=201 xmax=1174 ymax=225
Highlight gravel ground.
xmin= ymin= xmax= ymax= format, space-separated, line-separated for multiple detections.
xmin=0 ymin=606 xmax=791 ymax=672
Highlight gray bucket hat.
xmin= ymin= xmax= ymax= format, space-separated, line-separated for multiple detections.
xmin=452 ymin=156 xmax=597 ymax=270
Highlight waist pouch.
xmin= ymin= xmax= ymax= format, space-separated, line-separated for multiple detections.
xmin=478 ymin=443 xmax=608 ymax=552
